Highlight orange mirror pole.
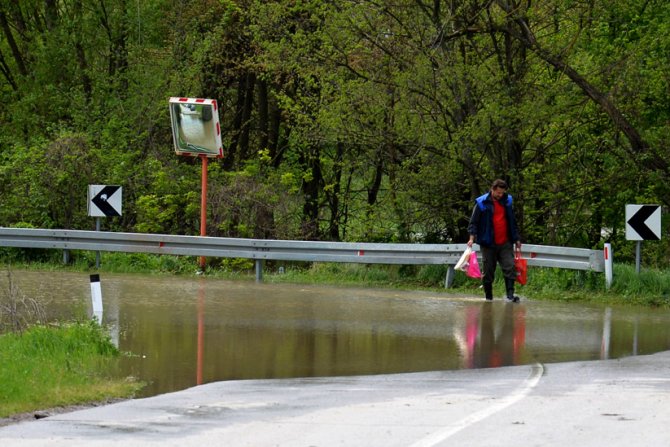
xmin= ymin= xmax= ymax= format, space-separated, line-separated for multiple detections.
xmin=199 ymin=155 xmax=208 ymax=270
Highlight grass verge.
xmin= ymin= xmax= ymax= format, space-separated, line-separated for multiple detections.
xmin=0 ymin=321 xmax=142 ymax=419
xmin=263 ymin=262 xmax=670 ymax=307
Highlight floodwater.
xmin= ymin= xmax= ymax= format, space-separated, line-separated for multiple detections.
xmin=5 ymin=270 xmax=670 ymax=398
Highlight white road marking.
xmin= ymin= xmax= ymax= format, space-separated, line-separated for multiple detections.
xmin=408 ymin=363 xmax=544 ymax=447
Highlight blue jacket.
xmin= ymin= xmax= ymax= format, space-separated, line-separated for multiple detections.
xmin=468 ymin=192 xmax=520 ymax=247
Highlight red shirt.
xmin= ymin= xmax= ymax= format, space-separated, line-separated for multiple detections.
xmin=493 ymin=200 xmax=508 ymax=245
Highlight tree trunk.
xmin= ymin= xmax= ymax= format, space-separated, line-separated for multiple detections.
xmin=326 ymin=142 xmax=344 ymax=241
xmin=300 ymin=145 xmax=322 ymax=240
xmin=0 ymin=11 xmax=28 ymax=76
xmin=269 ymin=99 xmax=283 ymax=167
xmin=225 ymin=73 xmax=249 ymax=169
xmin=239 ymin=72 xmax=255 ymax=160
xmin=367 ymin=148 xmax=384 ymax=206
xmin=258 ymin=78 xmax=269 ymax=152
xmin=0 ymin=50 xmax=18 ymax=90
xmin=45 ymin=0 xmax=59 ymax=31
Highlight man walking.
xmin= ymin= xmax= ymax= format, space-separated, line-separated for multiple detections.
xmin=467 ymin=179 xmax=522 ymax=302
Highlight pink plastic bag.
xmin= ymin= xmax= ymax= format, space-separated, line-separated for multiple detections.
xmin=466 ymin=251 xmax=482 ymax=279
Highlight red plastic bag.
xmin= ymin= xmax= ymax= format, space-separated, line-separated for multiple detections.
xmin=515 ymin=251 xmax=528 ymax=285
xmin=466 ymin=251 xmax=482 ymax=279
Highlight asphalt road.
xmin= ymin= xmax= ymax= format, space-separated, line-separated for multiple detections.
xmin=2 ymin=351 xmax=670 ymax=446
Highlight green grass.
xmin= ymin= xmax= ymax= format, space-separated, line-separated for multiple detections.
xmin=265 ymin=262 xmax=670 ymax=307
xmin=0 ymin=321 xmax=142 ymax=418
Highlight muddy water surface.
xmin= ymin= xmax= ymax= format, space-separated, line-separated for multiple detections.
xmin=7 ymin=270 xmax=670 ymax=398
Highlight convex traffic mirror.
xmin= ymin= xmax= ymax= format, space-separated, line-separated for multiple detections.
xmin=169 ymin=97 xmax=223 ymax=158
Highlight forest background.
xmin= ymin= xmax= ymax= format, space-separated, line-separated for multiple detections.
xmin=1 ymin=0 xmax=669 ymax=268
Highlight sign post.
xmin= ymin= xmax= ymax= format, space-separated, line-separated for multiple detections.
xmin=625 ymin=204 xmax=661 ymax=273
xmin=169 ymin=97 xmax=223 ymax=271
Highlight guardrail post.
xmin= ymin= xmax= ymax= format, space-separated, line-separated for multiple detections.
xmin=255 ymin=259 xmax=263 ymax=283
xmin=444 ymin=265 xmax=455 ymax=288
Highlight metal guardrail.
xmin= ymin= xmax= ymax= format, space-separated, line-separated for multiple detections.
xmin=0 ymin=228 xmax=605 ymax=284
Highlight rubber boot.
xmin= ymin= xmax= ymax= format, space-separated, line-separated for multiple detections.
xmin=505 ymin=278 xmax=519 ymax=303
xmin=484 ymin=283 xmax=493 ymax=301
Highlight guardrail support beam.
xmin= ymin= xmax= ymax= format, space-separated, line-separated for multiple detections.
xmin=445 ymin=265 xmax=455 ymax=288
xmin=255 ymin=259 xmax=263 ymax=283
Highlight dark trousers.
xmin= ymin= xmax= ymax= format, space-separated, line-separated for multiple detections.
xmin=480 ymin=242 xmax=516 ymax=287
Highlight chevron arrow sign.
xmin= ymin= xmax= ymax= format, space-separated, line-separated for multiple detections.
xmin=626 ymin=204 xmax=661 ymax=241
xmin=88 ymin=185 xmax=122 ymax=217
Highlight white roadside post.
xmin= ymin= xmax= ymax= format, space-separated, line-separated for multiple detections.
xmin=604 ymin=243 xmax=613 ymax=289
xmin=90 ymin=274 xmax=103 ymax=323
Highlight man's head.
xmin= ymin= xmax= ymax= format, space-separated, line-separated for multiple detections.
xmin=490 ymin=179 xmax=508 ymax=201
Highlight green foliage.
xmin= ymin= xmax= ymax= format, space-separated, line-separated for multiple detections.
xmin=606 ymin=264 xmax=670 ymax=305
xmin=1 ymin=0 xmax=670 ymax=266
xmin=0 ymin=322 xmax=141 ymax=417
xmin=274 ymin=262 xmax=396 ymax=285
xmin=72 ymin=252 xmax=199 ymax=275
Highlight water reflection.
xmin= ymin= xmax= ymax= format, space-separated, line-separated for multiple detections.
xmin=4 ymin=270 xmax=670 ymax=399
xmin=459 ymin=302 xmax=526 ymax=369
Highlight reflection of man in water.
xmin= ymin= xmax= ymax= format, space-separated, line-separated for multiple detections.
xmin=466 ymin=302 xmax=526 ymax=368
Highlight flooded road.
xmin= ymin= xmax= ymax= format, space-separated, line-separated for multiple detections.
xmin=6 ymin=270 xmax=670 ymax=398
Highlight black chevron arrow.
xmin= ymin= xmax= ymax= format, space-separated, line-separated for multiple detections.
xmin=627 ymin=205 xmax=660 ymax=240
xmin=92 ymin=186 xmax=121 ymax=217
